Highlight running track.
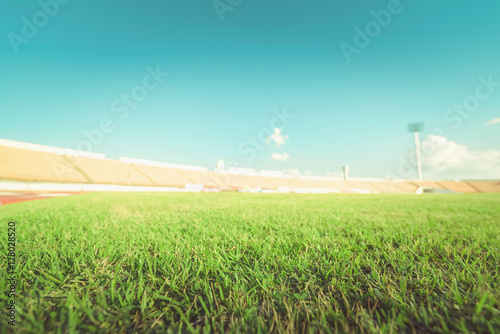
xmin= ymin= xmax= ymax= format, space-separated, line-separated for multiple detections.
xmin=0 ymin=192 xmax=83 ymax=205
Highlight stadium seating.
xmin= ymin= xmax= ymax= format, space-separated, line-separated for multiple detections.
xmin=1 ymin=139 xmax=499 ymax=194
xmin=262 ymin=177 xmax=297 ymax=189
xmin=0 ymin=145 xmax=89 ymax=183
xmin=302 ymin=179 xmax=337 ymax=189
xmin=291 ymin=178 xmax=320 ymax=189
xmin=345 ymin=180 xmax=381 ymax=193
xmin=370 ymin=181 xmax=406 ymax=193
xmin=412 ymin=181 xmax=447 ymax=190
xmin=131 ymin=164 xmax=192 ymax=187
xmin=326 ymin=180 xmax=357 ymax=192
xmin=211 ymin=172 xmax=253 ymax=189
xmin=238 ymin=175 xmax=279 ymax=189
xmin=175 ymin=169 xmax=225 ymax=188
xmin=392 ymin=182 xmax=419 ymax=193
xmin=65 ymin=155 xmax=154 ymax=186
xmin=438 ymin=181 xmax=479 ymax=193
xmin=465 ymin=180 xmax=500 ymax=193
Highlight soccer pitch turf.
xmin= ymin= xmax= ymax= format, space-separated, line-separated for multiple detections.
xmin=1 ymin=193 xmax=499 ymax=333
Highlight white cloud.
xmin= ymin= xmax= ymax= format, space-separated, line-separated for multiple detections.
xmin=304 ymin=171 xmax=315 ymax=176
xmin=486 ymin=117 xmax=500 ymax=126
xmin=268 ymin=128 xmax=289 ymax=147
xmin=421 ymin=135 xmax=500 ymax=179
xmin=271 ymin=152 xmax=290 ymax=162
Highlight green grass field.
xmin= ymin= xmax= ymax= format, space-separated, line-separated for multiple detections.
xmin=1 ymin=192 xmax=499 ymax=333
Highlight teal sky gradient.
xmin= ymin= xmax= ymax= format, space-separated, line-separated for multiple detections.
xmin=1 ymin=0 xmax=499 ymax=179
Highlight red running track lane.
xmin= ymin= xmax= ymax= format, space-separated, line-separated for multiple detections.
xmin=0 ymin=192 xmax=84 ymax=205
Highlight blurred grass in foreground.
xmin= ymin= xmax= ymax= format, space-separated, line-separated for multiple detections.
xmin=0 ymin=192 xmax=499 ymax=333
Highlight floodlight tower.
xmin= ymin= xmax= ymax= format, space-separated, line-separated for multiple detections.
xmin=343 ymin=165 xmax=350 ymax=180
xmin=408 ymin=122 xmax=424 ymax=181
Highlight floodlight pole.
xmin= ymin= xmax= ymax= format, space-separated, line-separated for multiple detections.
xmin=408 ymin=122 xmax=424 ymax=181
xmin=414 ymin=131 xmax=423 ymax=181
xmin=343 ymin=165 xmax=349 ymax=180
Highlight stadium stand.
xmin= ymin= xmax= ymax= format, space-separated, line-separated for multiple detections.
xmin=65 ymin=155 xmax=154 ymax=186
xmin=345 ymin=180 xmax=381 ymax=193
xmin=262 ymin=176 xmax=297 ymax=189
xmin=301 ymin=178 xmax=337 ymax=190
xmin=465 ymin=180 xmax=500 ymax=193
xmin=289 ymin=178 xmax=318 ymax=189
xmin=1 ymin=138 xmax=499 ymax=194
xmin=369 ymin=181 xmax=406 ymax=193
xmin=238 ymin=175 xmax=278 ymax=189
xmin=0 ymin=144 xmax=89 ymax=183
xmin=176 ymin=169 xmax=224 ymax=188
xmin=392 ymin=181 xmax=420 ymax=193
xmin=412 ymin=181 xmax=447 ymax=190
xmin=211 ymin=172 xmax=255 ymax=189
xmin=130 ymin=164 xmax=192 ymax=187
xmin=326 ymin=180 xmax=358 ymax=192
xmin=438 ymin=181 xmax=479 ymax=193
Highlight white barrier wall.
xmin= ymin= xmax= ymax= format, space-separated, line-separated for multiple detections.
xmin=0 ymin=181 xmax=189 ymax=193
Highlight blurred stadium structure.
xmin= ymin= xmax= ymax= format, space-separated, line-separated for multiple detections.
xmin=1 ymin=138 xmax=499 ymax=195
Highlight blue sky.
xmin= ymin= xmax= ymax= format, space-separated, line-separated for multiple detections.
xmin=1 ymin=0 xmax=499 ymax=179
